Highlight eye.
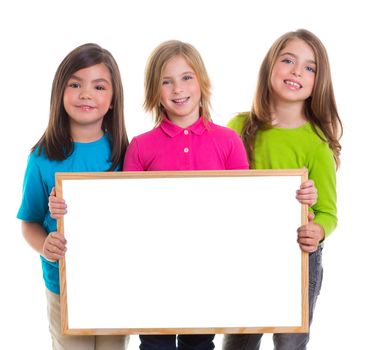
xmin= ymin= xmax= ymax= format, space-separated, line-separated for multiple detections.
xmin=68 ymin=82 xmax=81 ymax=88
xmin=95 ymin=85 xmax=106 ymax=91
xmin=305 ymin=66 xmax=316 ymax=73
xmin=183 ymin=75 xmax=193 ymax=81
xmin=162 ymin=80 xmax=171 ymax=85
xmin=281 ymin=58 xmax=294 ymax=64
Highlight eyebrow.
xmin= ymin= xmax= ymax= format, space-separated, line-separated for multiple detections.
xmin=279 ymin=52 xmax=316 ymax=65
xmin=69 ymin=75 xmax=112 ymax=85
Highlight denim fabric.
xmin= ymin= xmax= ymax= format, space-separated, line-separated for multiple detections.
xmin=222 ymin=247 xmax=323 ymax=350
xmin=139 ymin=334 xmax=215 ymax=350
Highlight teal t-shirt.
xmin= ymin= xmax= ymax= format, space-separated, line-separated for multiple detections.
xmin=17 ymin=134 xmax=118 ymax=294
xmin=228 ymin=112 xmax=337 ymax=237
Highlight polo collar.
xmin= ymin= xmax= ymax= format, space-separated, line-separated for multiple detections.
xmin=160 ymin=116 xmax=207 ymax=138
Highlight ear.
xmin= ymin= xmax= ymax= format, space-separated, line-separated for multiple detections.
xmin=109 ymin=105 xmax=113 ymax=110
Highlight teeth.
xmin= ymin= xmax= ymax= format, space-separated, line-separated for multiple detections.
xmin=173 ymin=97 xmax=188 ymax=103
xmin=285 ymin=80 xmax=301 ymax=88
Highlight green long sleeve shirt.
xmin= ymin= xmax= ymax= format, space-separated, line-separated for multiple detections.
xmin=228 ymin=112 xmax=337 ymax=237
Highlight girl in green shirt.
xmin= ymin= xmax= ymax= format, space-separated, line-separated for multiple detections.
xmin=223 ymin=29 xmax=342 ymax=350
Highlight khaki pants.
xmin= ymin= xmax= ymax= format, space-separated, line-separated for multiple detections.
xmin=46 ymin=289 xmax=129 ymax=350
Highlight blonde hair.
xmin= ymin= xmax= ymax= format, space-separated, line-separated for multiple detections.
xmin=243 ymin=29 xmax=342 ymax=168
xmin=144 ymin=40 xmax=211 ymax=125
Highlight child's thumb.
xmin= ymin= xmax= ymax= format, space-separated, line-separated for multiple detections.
xmin=307 ymin=212 xmax=315 ymax=222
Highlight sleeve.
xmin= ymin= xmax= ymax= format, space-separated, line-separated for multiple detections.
xmin=123 ymin=137 xmax=145 ymax=171
xmin=225 ymin=130 xmax=250 ymax=170
xmin=227 ymin=113 xmax=247 ymax=135
xmin=309 ymin=143 xmax=337 ymax=238
xmin=17 ymin=153 xmax=49 ymax=223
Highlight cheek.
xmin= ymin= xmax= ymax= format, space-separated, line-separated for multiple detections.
xmin=159 ymin=87 xmax=170 ymax=104
xmin=191 ymin=83 xmax=201 ymax=99
xmin=306 ymin=75 xmax=316 ymax=93
xmin=271 ymin=65 xmax=283 ymax=83
xmin=62 ymin=92 xmax=71 ymax=109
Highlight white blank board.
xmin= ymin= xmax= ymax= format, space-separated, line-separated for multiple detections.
xmin=57 ymin=170 xmax=308 ymax=335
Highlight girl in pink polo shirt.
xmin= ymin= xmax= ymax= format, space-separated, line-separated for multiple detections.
xmin=123 ymin=39 xmax=248 ymax=350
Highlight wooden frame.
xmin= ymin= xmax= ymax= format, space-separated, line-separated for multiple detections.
xmin=57 ymin=169 xmax=308 ymax=335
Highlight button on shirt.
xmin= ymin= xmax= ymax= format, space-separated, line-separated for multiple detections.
xmin=123 ymin=117 xmax=249 ymax=171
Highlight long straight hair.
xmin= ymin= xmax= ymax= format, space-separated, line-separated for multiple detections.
xmin=243 ymin=29 xmax=342 ymax=168
xmin=32 ymin=43 xmax=128 ymax=170
xmin=144 ymin=40 xmax=212 ymax=125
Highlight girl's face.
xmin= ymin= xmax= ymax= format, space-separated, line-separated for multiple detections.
xmin=160 ymin=55 xmax=201 ymax=128
xmin=270 ymin=38 xmax=316 ymax=106
xmin=63 ymin=63 xmax=113 ymax=141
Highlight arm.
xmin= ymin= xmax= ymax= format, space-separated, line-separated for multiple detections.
xmin=21 ymin=221 xmax=67 ymax=262
xmin=49 ymin=187 xmax=67 ymax=219
xmin=310 ymin=143 xmax=337 ymax=238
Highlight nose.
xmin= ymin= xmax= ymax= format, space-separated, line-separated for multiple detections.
xmin=79 ymin=87 xmax=92 ymax=100
xmin=173 ymin=81 xmax=183 ymax=94
xmin=291 ymin=65 xmax=302 ymax=78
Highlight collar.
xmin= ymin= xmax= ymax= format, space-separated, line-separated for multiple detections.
xmin=160 ymin=116 xmax=208 ymax=138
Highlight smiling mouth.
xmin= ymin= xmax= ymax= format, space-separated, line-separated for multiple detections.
xmin=284 ymin=80 xmax=302 ymax=89
xmin=172 ymin=97 xmax=189 ymax=104
xmin=77 ymin=105 xmax=95 ymax=111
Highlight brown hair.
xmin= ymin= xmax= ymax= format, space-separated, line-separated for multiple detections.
xmin=243 ymin=29 xmax=342 ymax=168
xmin=32 ymin=43 xmax=128 ymax=170
xmin=144 ymin=40 xmax=211 ymax=125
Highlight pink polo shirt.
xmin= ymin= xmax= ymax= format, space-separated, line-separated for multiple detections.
xmin=123 ymin=117 xmax=249 ymax=171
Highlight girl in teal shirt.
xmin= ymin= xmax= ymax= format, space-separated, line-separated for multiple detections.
xmin=17 ymin=43 xmax=129 ymax=350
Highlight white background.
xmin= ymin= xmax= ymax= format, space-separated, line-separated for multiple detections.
xmin=1 ymin=0 xmax=363 ymax=349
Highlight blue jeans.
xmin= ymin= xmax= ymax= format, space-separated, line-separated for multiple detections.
xmin=222 ymin=246 xmax=323 ymax=350
xmin=139 ymin=334 xmax=215 ymax=350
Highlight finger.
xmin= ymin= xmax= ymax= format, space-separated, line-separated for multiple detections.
xmin=43 ymin=246 xmax=66 ymax=261
xmin=296 ymin=190 xmax=317 ymax=199
xmin=49 ymin=202 xmax=67 ymax=210
xmin=50 ymin=213 xmax=66 ymax=220
xmin=44 ymin=243 xmax=67 ymax=256
xmin=297 ymin=186 xmax=316 ymax=194
xmin=298 ymin=236 xmax=316 ymax=245
xmin=296 ymin=193 xmax=317 ymax=206
xmin=49 ymin=196 xmax=66 ymax=206
xmin=300 ymin=180 xmax=314 ymax=189
xmin=295 ymin=197 xmax=315 ymax=205
xmin=298 ymin=242 xmax=317 ymax=253
xmin=48 ymin=232 xmax=67 ymax=245
xmin=49 ymin=203 xmax=67 ymax=212
xmin=297 ymin=229 xmax=316 ymax=239
xmin=297 ymin=235 xmax=319 ymax=252
xmin=50 ymin=209 xmax=68 ymax=219
xmin=307 ymin=212 xmax=315 ymax=222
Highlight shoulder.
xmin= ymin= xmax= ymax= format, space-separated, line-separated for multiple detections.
xmin=297 ymin=124 xmax=334 ymax=166
xmin=302 ymin=123 xmax=332 ymax=150
xmin=131 ymin=127 xmax=162 ymax=143
xmin=207 ymin=121 xmax=244 ymax=148
xmin=208 ymin=121 xmax=242 ymax=141
xmin=125 ymin=127 xmax=160 ymax=158
xmin=227 ymin=112 xmax=249 ymax=134
xmin=26 ymin=147 xmax=49 ymax=168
